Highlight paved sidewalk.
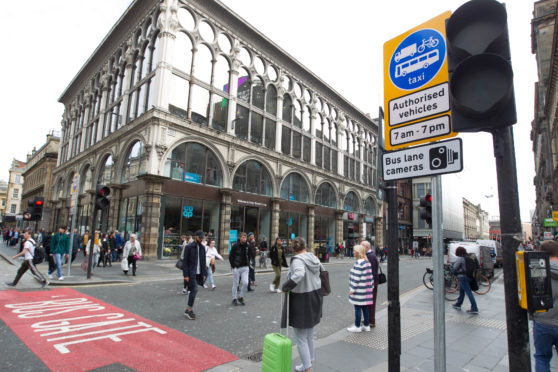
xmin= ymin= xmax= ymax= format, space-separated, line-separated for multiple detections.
xmin=209 ymin=276 xmax=558 ymax=372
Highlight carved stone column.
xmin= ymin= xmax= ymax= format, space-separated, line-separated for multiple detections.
xmin=335 ymin=209 xmax=345 ymax=247
xmin=307 ymin=205 xmax=315 ymax=250
xmin=271 ymin=198 xmax=281 ymax=244
xmin=219 ymin=189 xmax=233 ymax=256
xmin=137 ymin=174 xmax=167 ymax=260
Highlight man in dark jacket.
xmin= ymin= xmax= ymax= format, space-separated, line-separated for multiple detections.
xmin=182 ymin=230 xmax=207 ymax=320
xmin=247 ymin=232 xmax=257 ymax=290
xmin=71 ymin=228 xmax=81 ymax=264
xmin=48 ymin=226 xmax=70 ymax=281
xmin=229 ymin=232 xmax=250 ymax=306
xmin=532 ymin=240 xmax=558 ymax=371
xmin=362 ymin=240 xmax=379 ymax=327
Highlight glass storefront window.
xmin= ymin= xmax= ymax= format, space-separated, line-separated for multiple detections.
xmin=162 ymin=196 xmax=181 ymax=258
xmin=164 ymin=142 xmax=223 ymax=187
xmin=280 ymin=173 xmax=309 ymax=203
xmin=279 ymin=211 xmax=308 ymax=248
xmin=314 ymin=215 xmax=335 ymax=249
xmin=344 ymin=191 xmax=360 ymax=212
xmin=181 ymin=198 xmax=203 ymax=236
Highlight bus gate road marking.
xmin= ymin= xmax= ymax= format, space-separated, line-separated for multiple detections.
xmin=0 ymin=288 xmax=238 ymax=372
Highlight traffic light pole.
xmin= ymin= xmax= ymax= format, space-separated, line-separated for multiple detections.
xmin=431 ymin=175 xmax=446 ymax=372
xmin=492 ymin=126 xmax=531 ymax=371
xmin=386 ymin=179 xmax=400 ymax=372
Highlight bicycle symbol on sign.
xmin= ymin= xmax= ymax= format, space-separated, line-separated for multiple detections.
xmin=417 ymin=36 xmax=439 ymax=53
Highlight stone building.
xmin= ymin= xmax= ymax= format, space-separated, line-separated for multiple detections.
xmin=0 ymin=180 xmax=8 ymax=220
xmin=532 ymin=0 xmax=558 ymax=239
xmin=4 ymin=159 xmax=26 ymax=223
xmin=462 ymin=197 xmax=490 ymax=240
xmin=21 ymin=132 xmax=60 ymax=231
xmin=51 ymin=0 xmax=380 ymax=259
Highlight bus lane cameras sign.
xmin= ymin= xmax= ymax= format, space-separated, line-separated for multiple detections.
xmin=384 ymin=11 xmax=457 ymax=151
xmin=382 ymin=138 xmax=463 ymax=181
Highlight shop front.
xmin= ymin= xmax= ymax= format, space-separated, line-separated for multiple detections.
xmin=278 ymin=200 xmax=308 ymax=249
xmin=230 ymin=193 xmax=271 ymax=247
xmin=363 ymin=216 xmax=375 ymax=243
xmin=159 ymin=180 xmax=221 ymax=259
xmin=343 ymin=212 xmax=361 ymax=250
xmin=314 ymin=206 xmax=336 ymax=252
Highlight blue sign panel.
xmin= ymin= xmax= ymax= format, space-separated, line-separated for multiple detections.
xmin=289 ymin=193 xmax=296 ymax=201
xmin=389 ymin=28 xmax=446 ymax=91
xmin=290 ymin=233 xmax=295 ymax=240
xmin=182 ymin=206 xmax=193 ymax=218
xmin=185 ymin=172 xmax=201 ymax=183
xmin=229 ymin=230 xmax=238 ymax=254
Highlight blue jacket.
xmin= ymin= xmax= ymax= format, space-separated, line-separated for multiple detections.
xmin=182 ymin=241 xmax=207 ymax=282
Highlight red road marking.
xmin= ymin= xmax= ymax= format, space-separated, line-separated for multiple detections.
xmin=0 ymin=288 xmax=238 ymax=371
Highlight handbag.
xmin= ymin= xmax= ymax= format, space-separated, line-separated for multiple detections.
xmin=319 ymin=269 xmax=331 ymax=296
xmin=80 ymin=260 xmax=88 ymax=272
xmin=133 ymin=253 xmax=141 ymax=260
xmin=175 ymin=258 xmax=184 ymax=270
xmin=378 ymin=264 xmax=387 ymax=284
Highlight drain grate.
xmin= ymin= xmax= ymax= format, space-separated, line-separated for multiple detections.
xmin=243 ymin=351 xmax=263 ymax=362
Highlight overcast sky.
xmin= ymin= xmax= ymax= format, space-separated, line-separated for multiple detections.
xmin=0 ymin=0 xmax=537 ymax=221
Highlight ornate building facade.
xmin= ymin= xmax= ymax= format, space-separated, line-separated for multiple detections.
xmin=462 ymin=197 xmax=489 ymax=240
xmin=52 ymin=0 xmax=380 ymax=259
xmin=4 ymin=159 xmax=26 ymax=224
xmin=532 ymin=0 xmax=558 ymax=239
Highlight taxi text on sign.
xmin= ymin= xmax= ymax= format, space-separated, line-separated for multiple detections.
xmin=383 ymin=11 xmax=457 ymax=150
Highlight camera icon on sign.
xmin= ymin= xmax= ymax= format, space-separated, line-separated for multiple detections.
xmin=429 ymin=146 xmax=459 ymax=170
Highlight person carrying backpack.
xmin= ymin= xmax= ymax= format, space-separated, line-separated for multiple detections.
xmin=6 ymin=229 xmax=48 ymax=288
xmin=451 ymin=246 xmax=479 ymax=314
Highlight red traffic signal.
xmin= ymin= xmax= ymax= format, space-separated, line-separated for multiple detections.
xmin=95 ymin=186 xmax=111 ymax=210
xmin=24 ymin=197 xmax=44 ymax=221
xmin=35 ymin=199 xmax=43 ymax=206
xmin=419 ymin=194 xmax=432 ymax=226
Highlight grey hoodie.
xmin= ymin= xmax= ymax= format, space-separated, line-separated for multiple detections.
xmin=287 ymin=252 xmax=322 ymax=294
xmin=532 ymin=261 xmax=558 ymax=327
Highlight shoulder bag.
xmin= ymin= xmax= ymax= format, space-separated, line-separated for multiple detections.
xmin=378 ymin=264 xmax=387 ymax=284
xmin=319 ymin=266 xmax=331 ymax=296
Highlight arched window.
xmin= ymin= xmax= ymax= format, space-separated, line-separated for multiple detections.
xmin=282 ymin=94 xmax=292 ymax=123
xmin=232 ymin=160 xmax=272 ymax=196
xmin=344 ymin=191 xmax=360 ymax=212
xmin=315 ymin=182 xmax=336 ymax=208
xmin=121 ymin=141 xmax=147 ymax=183
xmin=213 ymin=55 xmax=230 ymax=92
xmin=293 ymin=101 xmax=302 ymax=128
xmin=98 ymin=155 xmax=114 ymax=185
xmin=266 ymin=84 xmax=277 ymax=115
xmin=164 ymin=142 xmax=222 ymax=187
xmin=79 ymin=165 xmax=92 ymax=193
xmin=193 ymin=44 xmax=212 ymax=84
xmin=173 ymin=32 xmax=193 ymax=74
xmin=237 ymin=68 xmax=251 ymax=103
xmin=280 ymin=173 xmax=309 ymax=203
xmin=252 ymin=77 xmax=265 ymax=109
xmin=364 ymin=197 xmax=376 ymax=216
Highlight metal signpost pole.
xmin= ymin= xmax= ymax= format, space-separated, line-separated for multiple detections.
xmin=387 ymin=180 xmax=400 ymax=372
xmin=67 ymin=207 xmax=76 ymax=277
xmin=432 ymin=175 xmax=445 ymax=371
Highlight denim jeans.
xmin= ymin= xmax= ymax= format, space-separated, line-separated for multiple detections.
xmin=206 ymin=265 xmax=214 ymax=286
xmin=455 ymin=275 xmax=478 ymax=311
xmin=49 ymin=253 xmax=63 ymax=278
xmin=354 ymin=305 xmax=370 ymax=327
xmin=293 ymin=327 xmax=314 ymax=370
xmin=533 ymin=321 xmax=558 ymax=372
xmin=186 ymin=277 xmax=198 ymax=308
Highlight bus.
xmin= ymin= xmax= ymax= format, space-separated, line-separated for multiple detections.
xmin=394 ymin=49 xmax=439 ymax=78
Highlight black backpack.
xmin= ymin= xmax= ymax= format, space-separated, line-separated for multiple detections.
xmin=31 ymin=239 xmax=45 ymax=265
xmin=464 ymin=254 xmax=479 ymax=279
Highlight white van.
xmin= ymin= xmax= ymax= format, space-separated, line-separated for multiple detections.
xmin=447 ymin=241 xmax=494 ymax=276
xmin=476 ymin=239 xmax=503 ymax=268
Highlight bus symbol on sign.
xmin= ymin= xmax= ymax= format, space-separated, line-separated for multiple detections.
xmin=389 ymin=29 xmax=446 ymax=91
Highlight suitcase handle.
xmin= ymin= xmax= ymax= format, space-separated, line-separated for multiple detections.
xmin=280 ymin=291 xmax=289 ymax=337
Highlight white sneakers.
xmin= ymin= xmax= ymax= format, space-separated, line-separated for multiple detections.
xmin=347 ymin=325 xmax=371 ymax=333
xmin=47 ymin=274 xmax=53 ymax=279
xmin=347 ymin=325 xmax=362 ymax=333
xmin=269 ymin=284 xmax=276 ymax=292
xmin=58 ymin=276 xmax=64 ymax=281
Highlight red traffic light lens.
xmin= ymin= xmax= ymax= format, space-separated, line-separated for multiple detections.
xmin=425 ymin=194 xmax=432 ymax=203
xmin=35 ymin=200 xmax=43 ymax=206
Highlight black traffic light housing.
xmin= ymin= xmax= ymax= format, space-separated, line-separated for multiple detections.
xmin=95 ymin=185 xmax=110 ymax=210
xmin=419 ymin=194 xmax=432 ymax=226
xmin=23 ymin=197 xmax=44 ymax=221
xmin=446 ymin=0 xmax=516 ymax=132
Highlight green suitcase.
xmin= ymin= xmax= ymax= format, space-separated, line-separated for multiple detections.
xmin=261 ymin=332 xmax=292 ymax=372
xmin=261 ymin=293 xmax=292 ymax=372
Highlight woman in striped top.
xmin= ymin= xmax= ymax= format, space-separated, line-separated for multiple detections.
xmin=347 ymin=245 xmax=374 ymax=333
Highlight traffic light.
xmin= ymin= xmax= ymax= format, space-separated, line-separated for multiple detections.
xmin=492 ymin=234 xmax=496 ymax=240
xmin=31 ymin=197 xmax=44 ymax=221
xmin=419 ymin=194 xmax=432 ymax=226
xmin=95 ymin=185 xmax=110 ymax=210
xmin=446 ymin=0 xmax=516 ymax=132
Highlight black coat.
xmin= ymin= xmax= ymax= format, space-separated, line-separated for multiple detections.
xmin=229 ymin=241 xmax=250 ymax=268
xmin=182 ymin=241 xmax=207 ymax=282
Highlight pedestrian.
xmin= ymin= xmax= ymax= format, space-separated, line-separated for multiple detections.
xmin=115 ymin=230 xmax=124 ymax=260
xmin=71 ymin=228 xmax=81 ymax=264
xmin=347 ymin=245 xmax=374 ymax=333
xmin=281 ymin=237 xmax=323 ymax=372
xmin=362 ymin=240 xmax=379 ymax=328
xmin=247 ymin=232 xmax=257 ymax=289
xmin=6 ymin=229 xmax=48 ymax=288
xmin=180 ymin=235 xmax=193 ymax=294
xmin=532 ymin=240 xmax=558 ymax=372
xmin=82 ymin=230 xmax=89 ymax=257
xmin=229 ymin=232 xmax=250 ymax=306
xmin=100 ymin=233 xmax=112 ymax=267
xmin=123 ymin=234 xmax=142 ymax=276
xmin=48 ymin=226 xmax=70 ymax=281
xmin=205 ymin=239 xmax=223 ymax=290
xmin=108 ymin=231 xmax=117 ymax=263
xmin=451 ymin=246 xmax=479 ymax=314
xmin=269 ymin=237 xmax=288 ymax=293
xmin=182 ymin=230 xmax=207 ymax=320
xmin=85 ymin=232 xmax=101 ymax=272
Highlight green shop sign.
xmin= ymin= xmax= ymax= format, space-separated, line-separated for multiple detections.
xmin=544 ymin=218 xmax=558 ymax=227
